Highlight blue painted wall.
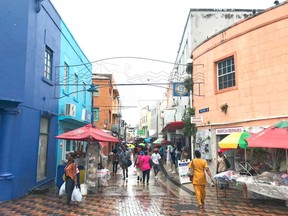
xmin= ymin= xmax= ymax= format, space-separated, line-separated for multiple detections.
xmin=0 ymin=0 xmax=60 ymax=201
xmin=56 ymin=19 xmax=92 ymax=165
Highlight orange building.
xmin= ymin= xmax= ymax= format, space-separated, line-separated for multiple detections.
xmin=92 ymin=74 xmax=119 ymax=155
xmin=192 ymin=2 xmax=288 ymax=173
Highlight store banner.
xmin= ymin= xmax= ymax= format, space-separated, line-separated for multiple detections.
xmin=178 ymin=160 xmax=191 ymax=184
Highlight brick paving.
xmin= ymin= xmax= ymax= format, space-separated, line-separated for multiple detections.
xmin=0 ymin=163 xmax=288 ymax=216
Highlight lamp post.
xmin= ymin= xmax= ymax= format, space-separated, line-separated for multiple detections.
xmin=117 ymin=113 xmax=122 ymax=148
xmin=87 ymin=84 xmax=98 ymax=126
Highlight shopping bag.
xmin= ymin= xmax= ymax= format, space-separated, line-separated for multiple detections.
xmin=71 ymin=186 xmax=82 ymax=202
xmin=59 ymin=182 xmax=66 ymax=196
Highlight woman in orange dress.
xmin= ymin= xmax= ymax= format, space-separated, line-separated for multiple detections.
xmin=188 ymin=150 xmax=213 ymax=209
xmin=64 ymin=152 xmax=77 ymax=205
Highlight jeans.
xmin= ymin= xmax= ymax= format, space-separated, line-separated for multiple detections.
xmin=65 ymin=177 xmax=74 ymax=205
xmin=142 ymin=169 xmax=150 ymax=183
xmin=113 ymin=161 xmax=118 ymax=174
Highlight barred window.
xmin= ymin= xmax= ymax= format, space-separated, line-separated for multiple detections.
xmin=217 ymin=57 xmax=235 ymax=90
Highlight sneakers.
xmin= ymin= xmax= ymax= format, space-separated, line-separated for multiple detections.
xmin=155 ymin=176 xmax=158 ymax=179
xmin=171 ymin=171 xmax=176 ymax=173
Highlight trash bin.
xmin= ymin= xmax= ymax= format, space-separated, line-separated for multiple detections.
xmin=56 ymin=164 xmax=66 ymax=189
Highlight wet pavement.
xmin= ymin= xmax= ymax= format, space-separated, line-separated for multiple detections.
xmin=1 ymin=162 xmax=288 ymax=216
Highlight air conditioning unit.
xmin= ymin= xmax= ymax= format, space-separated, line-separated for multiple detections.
xmin=81 ymin=109 xmax=88 ymax=121
xmin=65 ymin=103 xmax=76 ymax=117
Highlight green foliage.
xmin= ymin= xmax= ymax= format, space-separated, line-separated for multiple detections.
xmin=183 ymin=107 xmax=197 ymax=137
xmin=184 ymin=77 xmax=193 ymax=93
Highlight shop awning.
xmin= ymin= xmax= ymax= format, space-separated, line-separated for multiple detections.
xmin=162 ymin=121 xmax=184 ymax=132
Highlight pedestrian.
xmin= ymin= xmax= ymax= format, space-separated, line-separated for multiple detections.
xmin=141 ymin=150 xmax=152 ymax=185
xmin=150 ymin=148 xmax=161 ymax=179
xmin=118 ymin=145 xmax=131 ymax=180
xmin=170 ymin=145 xmax=177 ymax=173
xmin=217 ymin=150 xmax=227 ymax=174
xmin=64 ymin=152 xmax=78 ymax=206
xmin=135 ymin=150 xmax=144 ymax=182
xmin=112 ymin=150 xmax=119 ymax=176
xmin=188 ymin=150 xmax=213 ymax=209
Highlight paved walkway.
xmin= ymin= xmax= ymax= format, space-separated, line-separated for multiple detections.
xmin=1 ymin=161 xmax=288 ymax=215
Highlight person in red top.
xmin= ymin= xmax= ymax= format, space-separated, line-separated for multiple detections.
xmin=141 ymin=150 xmax=152 ymax=185
xmin=64 ymin=152 xmax=77 ymax=205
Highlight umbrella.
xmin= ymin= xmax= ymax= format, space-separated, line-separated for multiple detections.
xmin=56 ymin=124 xmax=120 ymax=142
xmin=138 ymin=143 xmax=146 ymax=147
xmin=246 ymin=120 xmax=288 ymax=149
xmin=246 ymin=120 xmax=288 ymax=172
xmin=218 ymin=131 xmax=252 ymax=162
xmin=126 ymin=143 xmax=135 ymax=149
xmin=152 ymin=138 xmax=171 ymax=145
xmin=218 ymin=132 xmax=252 ymax=149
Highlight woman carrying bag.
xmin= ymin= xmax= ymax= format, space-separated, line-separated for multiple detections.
xmin=64 ymin=152 xmax=78 ymax=206
xmin=188 ymin=150 xmax=213 ymax=209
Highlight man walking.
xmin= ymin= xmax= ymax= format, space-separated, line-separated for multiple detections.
xmin=151 ymin=148 xmax=161 ymax=179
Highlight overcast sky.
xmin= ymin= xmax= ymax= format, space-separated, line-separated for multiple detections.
xmin=50 ymin=0 xmax=276 ymax=127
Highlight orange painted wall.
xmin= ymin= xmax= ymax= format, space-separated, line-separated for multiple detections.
xmin=192 ymin=3 xmax=288 ymax=128
xmin=92 ymin=79 xmax=114 ymax=155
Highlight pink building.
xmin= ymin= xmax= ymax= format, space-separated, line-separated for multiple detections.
xmin=192 ymin=2 xmax=288 ymax=173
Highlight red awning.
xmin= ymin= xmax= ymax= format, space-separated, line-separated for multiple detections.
xmin=162 ymin=121 xmax=184 ymax=132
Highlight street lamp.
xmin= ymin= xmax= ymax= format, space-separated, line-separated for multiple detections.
xmin=87 ymin=84 xmax=99 ymax=126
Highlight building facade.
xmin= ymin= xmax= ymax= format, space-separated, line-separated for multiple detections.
xmin=168 ymin=8 xmax=262 ymax=159
xmin=192 ymin=2 xmax=288 ymax=174
xmin=0 ymin=0 xmax=60 ymax=201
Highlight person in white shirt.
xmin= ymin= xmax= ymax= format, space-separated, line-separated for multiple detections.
xmin=151 ymin=149 xmax=161 ymax=179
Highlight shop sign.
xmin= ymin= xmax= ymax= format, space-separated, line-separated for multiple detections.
xmin=216 ymin=127 xmax=243 ymax=135
xmin=191 ymin=116 xmax=203 ymax=124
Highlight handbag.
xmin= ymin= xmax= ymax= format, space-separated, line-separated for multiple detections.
xmin=187 ymin=160 xmax=194 ymax=178
xmin=127 ymin=159 xmax=132 ymax=167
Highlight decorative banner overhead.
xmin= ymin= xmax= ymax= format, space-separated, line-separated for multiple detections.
xmin=173 ymin=82 xmax=189 ymax=97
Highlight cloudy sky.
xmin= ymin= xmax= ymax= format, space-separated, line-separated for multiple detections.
xmin=50 ymin=0 xmax=276 ymax=126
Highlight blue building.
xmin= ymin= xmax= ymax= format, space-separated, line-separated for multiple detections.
xmin=56 ymin=15 xmax=92 ymax=169
xmin=0 ymin=0 xmax=92 ymax=202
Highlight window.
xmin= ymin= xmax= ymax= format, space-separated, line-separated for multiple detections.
xmin=74 ymin=73 xmax=78 ymax=99
xmin=93 ymin=85 xmax=100 ymax=96
xmin=62 ymin=140 xmax=87 ymax=162
xmin=83 ymin=83 xmax=86 ymax=104
xmin=217 ymin=57 xmax=235 ymax=90
xmin=37 ymin=118 xmax=49 ymax=181
xmin=64 ymin=63 xmax=69 ymax=91
xmin=93 ymin=107 xmax=100 ymax=121
xmin=44 ymin=46 xmax=53 ymax=80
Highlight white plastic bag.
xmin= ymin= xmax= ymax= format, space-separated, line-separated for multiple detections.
xmin=59 ymin=182 xmax=66 ymax=196
xmin=71 ymin=186 xmax=82 ymax=202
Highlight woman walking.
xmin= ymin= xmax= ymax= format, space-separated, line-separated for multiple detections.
xmin=188 ymin=150 xmax=213 ymax=209
xmin=141 ymin=150 xmax=151 ymax=185
xmin=64 ymin=152 xmax=77 ymax=206
xmin=135 ymin=151 xmax=144 ymax=182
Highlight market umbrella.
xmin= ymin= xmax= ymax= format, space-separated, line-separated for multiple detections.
xmin=246 ymin=120 xmax=288 ymax=172
xmin=218 ymin=131 xmax=252 ymax=149
xmin=218 ymin=131 xmax=252 ymax=161
xmin=56 ymin=124 xmax=120 ymax=142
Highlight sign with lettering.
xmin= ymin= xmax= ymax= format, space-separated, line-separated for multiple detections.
xmin=199 ymin=108 xmax=209 ymax=113
xmin=178 ymin=160 xmax=191 ymax=184
xmin=191 ymin=116 xmax=203 ymax=124
xmin=215 ymin=127 xmax=243 ymax=135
